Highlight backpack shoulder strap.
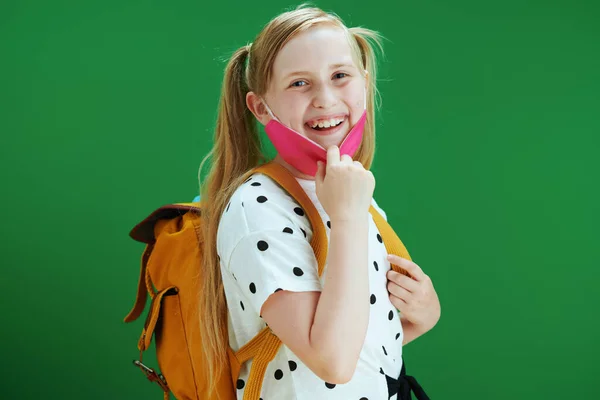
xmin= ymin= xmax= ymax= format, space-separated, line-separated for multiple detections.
xmin=368 ymin=206 xmax=413 ymax=277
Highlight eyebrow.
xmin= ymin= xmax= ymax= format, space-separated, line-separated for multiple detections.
xmin=282 ymin=63 xmax=356 ymax=80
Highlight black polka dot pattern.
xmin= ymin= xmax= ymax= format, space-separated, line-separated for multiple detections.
xmin=288 ymin=360 xmax=297 ymax=371
xmin=274 ymin=369 xmax=283 ymax=380
xmin=223 ymin=180 xmax=404 ymax=396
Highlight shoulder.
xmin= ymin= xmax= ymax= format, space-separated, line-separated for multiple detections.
xmin=217 ymin=172 xmax=312 ymax=264
xmin=237 ymin=173 xmax=310 ymax=232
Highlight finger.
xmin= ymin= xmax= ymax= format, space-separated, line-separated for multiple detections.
xmin=340 ymin=154 xmax=353 ymax=164
xmin=387 ymin=280 xmax=412 ymax=301
xmin=389 ymin=293 xmax=407 ymax=312
xmin=387 ymin=270 xmax=419 ymax=293
xmin=327 ymin=145 xmax=340 ymax=166
xmin=387 ymin=254 xmax=426 ymax=282
xmin=353 ymin=160 xmax=363 ymax=168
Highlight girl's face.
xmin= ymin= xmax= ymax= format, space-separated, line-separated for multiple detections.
xmin=250 ymin=25 xmax=367 ymax=151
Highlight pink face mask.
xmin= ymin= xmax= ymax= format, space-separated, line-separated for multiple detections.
xmin=262 ymin=81 xmax=368 ymax=177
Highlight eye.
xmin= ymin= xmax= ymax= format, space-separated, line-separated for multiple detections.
xmin=333 ymin=72 xmax=349 ymax=79
xmin=290 ymin=80 xmax=307 ymax=87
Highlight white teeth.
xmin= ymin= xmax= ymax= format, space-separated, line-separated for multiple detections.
xmin=310 ymin=117 xmax=344 ymax=129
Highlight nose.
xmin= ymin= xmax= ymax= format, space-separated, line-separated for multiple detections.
xmin=311 ymin=84 xmax=338 ymax=109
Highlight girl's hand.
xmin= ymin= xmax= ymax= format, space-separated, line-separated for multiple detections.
xmin=315 ymin=145 xmax=375 ymax=222
xmin=386 ymin=254 xmax=441 ymax=333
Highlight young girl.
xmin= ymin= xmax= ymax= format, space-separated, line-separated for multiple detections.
xmin=198 ymin=4 xmax=439 ymax=399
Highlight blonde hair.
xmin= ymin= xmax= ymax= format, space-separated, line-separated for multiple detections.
xmin=197 ymin=3 xmax=385 ymax=396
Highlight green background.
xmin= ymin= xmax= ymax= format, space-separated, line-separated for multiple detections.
xmin=2 ymin=0 xmax=598 ymax=399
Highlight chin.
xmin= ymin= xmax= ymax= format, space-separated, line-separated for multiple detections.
xmin=315 ymin=131 xmax=349 ymax=150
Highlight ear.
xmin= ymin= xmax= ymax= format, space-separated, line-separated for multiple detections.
xmin=246 ymin=92 xmax=272 ymax=126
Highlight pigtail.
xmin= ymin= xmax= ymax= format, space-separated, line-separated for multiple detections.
xmin=348 ymin=27 xmax=385 ymax=170
xmin=197 ymin=43 xmax=266 ymax=398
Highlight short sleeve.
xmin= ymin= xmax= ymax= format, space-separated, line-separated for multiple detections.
xmin=221 ymin=173 xmax=322 ymax=316
xmin=228 ymin=230 xmax=322 ymax=316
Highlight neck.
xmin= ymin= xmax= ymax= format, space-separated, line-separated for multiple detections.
xmin=273 ymin=154 xmax=315 ymax=181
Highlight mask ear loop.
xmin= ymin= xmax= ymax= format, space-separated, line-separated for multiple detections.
xmin=261 ymin=98 xmax=279 ymax=122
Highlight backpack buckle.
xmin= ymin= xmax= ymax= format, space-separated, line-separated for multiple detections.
xmin=133 ymin=360 xmax=170 ymax=393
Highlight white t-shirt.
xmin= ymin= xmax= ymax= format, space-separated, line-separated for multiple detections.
xmin=217 ymin=172 xmax=405 ymax=400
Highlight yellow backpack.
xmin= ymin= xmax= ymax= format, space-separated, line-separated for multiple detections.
xmin=124 ymin=161 xmax=413 ymax=400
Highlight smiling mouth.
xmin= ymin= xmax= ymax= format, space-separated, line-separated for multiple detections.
xmin=305 ymin=117 xmax=348 ymax=135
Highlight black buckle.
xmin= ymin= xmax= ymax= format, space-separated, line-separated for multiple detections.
xmin=133 ymin=360 xmax=169 ymax=393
